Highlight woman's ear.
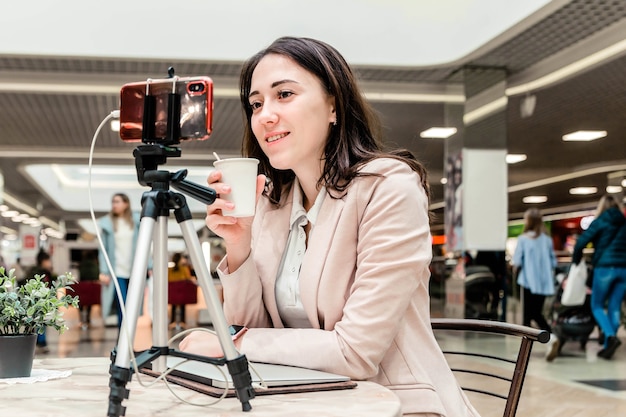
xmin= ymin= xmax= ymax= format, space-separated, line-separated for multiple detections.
xmin=328 ymin=99 xmax=337 ymax=125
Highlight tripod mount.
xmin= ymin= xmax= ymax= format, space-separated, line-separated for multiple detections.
xmin=107 ymin=72 xmax=254 ymax=417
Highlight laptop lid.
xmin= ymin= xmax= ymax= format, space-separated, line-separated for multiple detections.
xmin=166 ymin=356 xmax=350 ymax=389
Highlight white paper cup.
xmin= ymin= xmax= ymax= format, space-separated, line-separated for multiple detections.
xmin=213 ymin=158 xmax=259 ymax=217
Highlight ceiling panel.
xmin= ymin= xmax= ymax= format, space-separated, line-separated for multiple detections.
xmin=0 ymin=2 xmax=625 ymax=239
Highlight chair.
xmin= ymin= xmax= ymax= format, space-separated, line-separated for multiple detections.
xmin=167 ymin=280 xmax=198 ymax=326
xmin=431 ymin=318 xmax=549 ymax=417
xmin=167 ymin=280 xmax=198 ymax=306
xmin=71 ymin=281 xmax=101 ymax=306
xmin=70 ymin=281 xmax=101 ymax=327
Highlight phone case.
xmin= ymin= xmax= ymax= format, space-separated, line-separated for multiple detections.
xmin=119 ymin=76 xmax=213 ymax=142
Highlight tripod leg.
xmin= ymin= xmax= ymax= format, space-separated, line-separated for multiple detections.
xmin=151 ymin=215 xmax=169 ymax=372
xmin=114 ymin=216 xmax=153 ymax=366
xmin=108 ymin=215 xmax=154 ymax=417
xmin=178 ymin=217 xmax=254 ymax=410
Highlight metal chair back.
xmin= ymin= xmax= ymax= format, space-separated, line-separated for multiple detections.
xmin=431 ymin=318 xmax=549 ymax=417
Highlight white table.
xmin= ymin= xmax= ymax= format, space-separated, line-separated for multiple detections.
xmin=0 ymin=357 xmax=402 ymax=417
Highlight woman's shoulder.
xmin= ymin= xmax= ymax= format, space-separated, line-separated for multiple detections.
xmin=98 ymin=215 xmax=113 ymax=229
xmin=348 ymin=157 xmax=428 ymax=208
xmin=358 ymin=156 xmax=414 ymax=174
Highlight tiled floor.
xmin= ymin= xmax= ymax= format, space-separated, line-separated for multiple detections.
xmin=43 ymin=301 xmax=626 ymax=417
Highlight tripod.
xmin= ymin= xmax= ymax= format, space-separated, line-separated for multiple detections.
xmin=107 ymin=77 xmax=254 ymax=417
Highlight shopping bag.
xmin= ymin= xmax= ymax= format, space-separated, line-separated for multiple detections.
xmin=561 ymin=260 xmax=588 ymax=306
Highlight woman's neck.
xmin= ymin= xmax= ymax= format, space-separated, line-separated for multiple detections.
xmin=295 ymin=164 xmax=324 ymax=212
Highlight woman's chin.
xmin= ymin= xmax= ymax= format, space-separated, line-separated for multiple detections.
xmin=267 ymin=156 xmax=291 ymax=171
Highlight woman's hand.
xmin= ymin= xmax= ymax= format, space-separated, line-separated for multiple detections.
xmin=179 ymin=330 xmax=243 ymax=357
xmin=206 ymin=170 xmax=266 ymax=271
xmin=99 ymin=273 xmax=110 ymax=285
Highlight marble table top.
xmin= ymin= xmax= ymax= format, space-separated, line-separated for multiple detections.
xmin=0 ymin=357 xmax=402 ymax=417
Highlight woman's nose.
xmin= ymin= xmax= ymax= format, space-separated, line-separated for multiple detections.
xmin=257 ymin=102 xmax=278 ymax=124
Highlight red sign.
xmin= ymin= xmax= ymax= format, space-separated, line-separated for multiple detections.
xmin=23 ymin=234 xmax=36 ymax=249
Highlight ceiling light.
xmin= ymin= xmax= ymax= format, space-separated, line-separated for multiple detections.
xmin=606 ymin=185 xmax=622 ymax=194
xmin=22 ymin=216 xmax=41 ymax=224
xmin=569 ymin=187 xmax=598 ymax=195
xmin=506 ymin=154 xmax=527 ymax=164
xmin=523 ymin=195 xmax=547 ymax=204
xmin=0 ymin=204 xmax=8 ymax=211
xmin=621 ymin=179 xmax=626 ymax=188
xmin=11 ymin=214 xmax=30 ymax=222
xmin=519 ymin=94 xmax=536 ymax=118
xmin=1 ymin=210 xmax=19 ymax=218
xmin=440 ymin=178 xmax=447 ymax=185
xmin=419 ymin=127 xmax=457 ymax=139
xmin=562 ymin=130 xmax=607 ymax=141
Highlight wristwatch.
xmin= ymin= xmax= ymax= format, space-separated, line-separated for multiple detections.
xmin=229 ymin=325 xmax=248 ymax=342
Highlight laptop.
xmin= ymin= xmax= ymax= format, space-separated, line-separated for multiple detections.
xmin=165 ymin=356 xmax=350 ymax=389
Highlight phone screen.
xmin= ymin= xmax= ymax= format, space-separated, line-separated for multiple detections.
xmin=119 ymin=76 xmax=213 ymax=143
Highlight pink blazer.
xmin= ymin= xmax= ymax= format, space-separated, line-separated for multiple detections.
xmin=218 ymin=158 xmax=480 ymax=416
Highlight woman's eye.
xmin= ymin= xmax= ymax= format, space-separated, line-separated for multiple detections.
xmin=278 ymin=90 xmax=293 ymax=99
xmin=249 ymin=101 xmax=262 ymax=110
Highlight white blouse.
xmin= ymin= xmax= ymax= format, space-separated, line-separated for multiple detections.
xmin=275 ymin=179 xmax=327 ymax=328
xmin=113 ymin=219 xmax=134 ymax=278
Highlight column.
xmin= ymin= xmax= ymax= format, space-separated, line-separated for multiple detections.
xmin=444 ymin=67 xmax=509 ymax=319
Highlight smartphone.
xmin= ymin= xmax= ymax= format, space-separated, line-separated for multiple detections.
xmin=119 ymin=76 xmax=213 ymax=143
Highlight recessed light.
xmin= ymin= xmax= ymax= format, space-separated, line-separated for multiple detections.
xmin=1 ymin=210 xmax=19 ymax=218
xmin=419 ymin=127 xmax=457 ymax=139
xmin=440 ymin=178 xmax=448 ymax=184
xmin=621 ymin=179 xmax=626 ymax=188
xmin=506 ymin=154 xmax=527 ymax=164
xmin=606 ymin=185 xmax=622 ymax=194
xmin=569 ymin=187 xmax=598 ymax=195
xmin=523 ymin=196 xmax=547 ymax=204
xmin=562 ymin=130 xmax=607 ymax=141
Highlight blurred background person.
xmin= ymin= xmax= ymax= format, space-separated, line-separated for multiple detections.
xmin=513 ymin=208 xmax=559 ymax=361
xmin=26 ymin=249 xmax=56 ymax=354
xmin=98 ymin=193 xmax=140 ymax=330
xmin=572 ymin=194 xmax=626 ymax=360
xmin=77 ymin=250 xmax=100 ymax=327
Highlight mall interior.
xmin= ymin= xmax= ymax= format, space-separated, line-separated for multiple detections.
xmin=1 ymin=1 xmax=626 ymax=416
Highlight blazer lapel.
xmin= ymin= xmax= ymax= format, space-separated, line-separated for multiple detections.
xmin=299 ymin=194 xmax=344 ymax=328
xmin=253 ymin=194 xmax=292 ymax=327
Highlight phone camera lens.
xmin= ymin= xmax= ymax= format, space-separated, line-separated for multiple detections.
xmin=189 ymin=83 xmax=205 ymax=93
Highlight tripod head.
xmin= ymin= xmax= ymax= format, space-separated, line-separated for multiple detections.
xmin=133 ymin=144 xmax=217 ymax=206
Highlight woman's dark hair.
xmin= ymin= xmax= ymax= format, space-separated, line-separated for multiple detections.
xmin=171 ymin=252 xmax=183 ymax=271
xmin=239 ymin=36 xmax=429 ymax=204
xmin=36 ymin=249 xmax=50 ymax=266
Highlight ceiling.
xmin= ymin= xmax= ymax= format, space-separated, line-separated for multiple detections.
xmin=0 ymin=0 xmax=625 ymax=240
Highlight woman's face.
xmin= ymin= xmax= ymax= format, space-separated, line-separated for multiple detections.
xmin=248 ymin=54 xmax=335 ymax=177
xmin=111 ymin=196 xmax=128 ymax=215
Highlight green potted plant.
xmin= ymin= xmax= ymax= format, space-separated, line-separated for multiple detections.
xmin=0 ymin=266 xmax=79 ymax=378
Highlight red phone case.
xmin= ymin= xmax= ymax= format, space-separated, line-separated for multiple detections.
xmin=119 ymin=76 xmax=213 ymax=142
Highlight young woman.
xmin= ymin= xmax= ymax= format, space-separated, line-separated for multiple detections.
xmin=181 ymin=37 xmax=480 ymax=416
xmin=512 ymin=208 xmax=558 ymax=360
xmin=98 ymin=192 xmax=140 ymax=329
xmin=572 ymin=194 xmax=626 ymax=359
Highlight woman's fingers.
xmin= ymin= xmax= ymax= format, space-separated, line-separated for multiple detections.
xmin=255 ymin=174 xmax=267 ymax=202
xmin=179 ymin=331 xmax=223 ymax=357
